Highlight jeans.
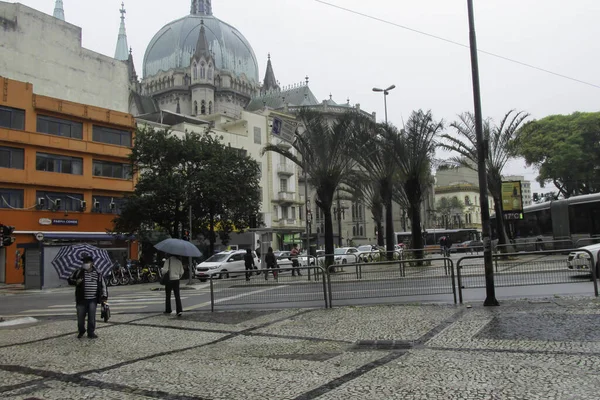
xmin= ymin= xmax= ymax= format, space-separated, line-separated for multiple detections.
xmin=165 ymin=280 xmax=182 ymax=314
xmin=76 ymin=299 xmax=97 ymax=336
xmin=245 ymin=264 xmax=254 ymax=280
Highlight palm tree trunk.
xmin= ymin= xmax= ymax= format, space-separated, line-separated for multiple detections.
xmin=385 ymin=199 xmax=395 ymax=260
xmin=376 ymin=220 xmax=384 ymax=246
xmin=410 ymin=202 xmax=424 ymax=261
xmin=323 ymin=205 xmax=336 ymax=272
xmin=493 ymin=197 xmax=514 ymax=253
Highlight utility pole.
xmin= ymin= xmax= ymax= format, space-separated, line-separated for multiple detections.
xmin=304 ymin=162 xmax=310 ymax=258
xmin=336 ymin=189 xmax=343 ymax=247
xmin=467 ymin=0 xmax=498 ymax=306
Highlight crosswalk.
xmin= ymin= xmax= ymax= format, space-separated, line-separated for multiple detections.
xmin=9 ymin=285 xmax=213 ymax=317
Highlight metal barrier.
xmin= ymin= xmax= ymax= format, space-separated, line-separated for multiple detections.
xmin=326 ymin=257 xmax=456 ymax=307
xmin=575 ymin=237 xmax=600 ymax=247
xmin=456 ymin=248 xmax=598 ymax=304
xmin=209 ymin=266 xmax=327 ymax=311
xmin=494 ymin=239 xmax=575 ymax=253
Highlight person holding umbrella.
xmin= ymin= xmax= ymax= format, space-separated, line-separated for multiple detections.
xmin=162 ymin=254 xmax=184 ymax=316
xmin=67 ymin=253 xmax=108 ymax=339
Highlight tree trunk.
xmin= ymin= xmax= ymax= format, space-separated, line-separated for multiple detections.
xmin=410 ymin=203 xmax=424 ymax=261
xmin=376 ymin=220 xmax=384 ymax=247
xmin=385 ymin=199 xmax=395 ymax=260
xmin=208 ymin=215 xmax=216 ymax=256
xmin=493 ymin=197 xmax=514 ymax=253
xmin=323 ymin=204 xmax=335 ymax=272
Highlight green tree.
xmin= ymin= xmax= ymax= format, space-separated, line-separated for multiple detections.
xmin=514 ymin=112 xmax=600 ymax=198
xmin=114 ymin=126 xmax=262 ymax=255
xmin=262 ymin=110 xmax=366 ymax=271
xmin=392 ymin=110 xmax=443 ymax=260
xmin=435 ymin=197 xmax=465 ymax=228
xmin=440 ymin=110 xmax=529 ymax=251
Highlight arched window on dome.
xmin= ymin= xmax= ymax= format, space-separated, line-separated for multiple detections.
xmin=193 ymin=63 xmax=198 ymax=80
xmin=200 ymin=100 xmax=206 ymax=115
xmin=208 ymin=101 xmax=213 ymax=114
xmin=200 ymin=63 xmax=206 ymax=79
xmin=193 ymin=101 xmax=198 ymax=116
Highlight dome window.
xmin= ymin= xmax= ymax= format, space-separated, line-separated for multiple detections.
xmin=201 ymin=100 xmax=206 ymax=115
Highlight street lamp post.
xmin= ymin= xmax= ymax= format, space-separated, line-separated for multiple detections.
xmin=335 ymin=189 xmax=345 ymax=247
xmin=467 ymin=0 xmax=498 ymax=306
xmin=372 ymin=85 xmax=396 ymax=124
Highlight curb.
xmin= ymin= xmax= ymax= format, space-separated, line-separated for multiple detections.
xmin=0 ymin=317 xmax=38 ymax=328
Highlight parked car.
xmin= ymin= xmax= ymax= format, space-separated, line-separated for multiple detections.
xmin=567 ymin=243 xmax=600 ymax=276
xmin=356 ymin=245 xmax=380 ymax=262
xmin=334 ymin=247 xmax=360 ymax=265
xmin=299 ymin=250 xmax=325 ymax=267
xmin=274 ymin=251 xmax=293 ymax=269
xmin=195 ymin=250 xmax=259 ymax=281
xmin=454 ymin=240 xmax=484 ymax=253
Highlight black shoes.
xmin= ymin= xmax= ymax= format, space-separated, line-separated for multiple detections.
xmin=77 ymin=332 xmax=85 ymax=339
xmin=88 ymin=333 xmax=98 ymax=339
xmin=177 ymin=312 xmax=182 ymax=317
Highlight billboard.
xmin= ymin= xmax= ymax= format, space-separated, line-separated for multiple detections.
xmin=271 ymin=116 xmax=297 ymax=143
xmin=501 ymin=181 xmax=523 ymax=213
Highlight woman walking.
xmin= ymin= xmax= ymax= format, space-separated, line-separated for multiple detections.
xmin=162 ymin=254 xmax=185 ymax=316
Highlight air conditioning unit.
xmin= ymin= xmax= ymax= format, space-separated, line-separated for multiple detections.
xmin=94 ymin=200 xmax=101 ymax=209
xmin=80 ymin=200 xmax=87 ymax=211
xmin=37 ymin=198 xmax=45 ymax=208
xmin=109 ymin=202 xmax=116 ymax=210
xmin=54 ymin=199 xmax=62 ymax=209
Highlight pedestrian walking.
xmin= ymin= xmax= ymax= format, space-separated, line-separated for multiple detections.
xmin=162 ymin=254 xmax=185 ymax=316
xmin=264 ymin=247 xmax=278 ymax=280
xmin=255 ymin=240 xmax=261 ymax=259
xmin=67 ymin=253 xmax=108 ymax=339
xmin=244 ymin=248 xmax=256 ymax=281
xmin=290 ymin=243 xmax=301 ymax=276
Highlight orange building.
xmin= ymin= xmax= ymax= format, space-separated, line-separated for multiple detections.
xmin=0 ymin=77 xmax=137 ymax=286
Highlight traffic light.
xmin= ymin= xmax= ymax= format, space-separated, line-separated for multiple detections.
xmin=0 ymin=225 xmax=16 ymax=247
xmin=533 ymin=193 xmax=539 ymax=202
xmin=183 ymin=229 xmax=190 ymax=241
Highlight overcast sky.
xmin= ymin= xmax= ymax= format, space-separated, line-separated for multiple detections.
xmin=18 ymin=0 xmax=600 ymax=192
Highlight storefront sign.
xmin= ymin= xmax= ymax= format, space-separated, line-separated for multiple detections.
xmin=39 ymin=218 xmax=52 ymax=226
xmin=51 ymin=219 xmax=79 ymax=226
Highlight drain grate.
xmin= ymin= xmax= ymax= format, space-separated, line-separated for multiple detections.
xmin=351 ymin=340 xmax=413 ymax=351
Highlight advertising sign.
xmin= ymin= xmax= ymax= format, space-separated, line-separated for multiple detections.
xmin=51 ymin=219 xmax=79 ymax=226
xmin=501 ymin=181 xmax=523 ymax=213
xmin=271 ymin=116 xmax=297 ymax=143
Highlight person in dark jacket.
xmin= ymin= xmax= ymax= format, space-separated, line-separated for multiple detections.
xmin=67 ymin=254 xmax=108 ymax=339
xmin=264 ymin=247 xmax=277 ymax=280
xmin=244 ymin=249 xmax=256 ymax=281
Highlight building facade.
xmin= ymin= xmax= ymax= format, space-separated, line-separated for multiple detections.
xmin=0 ymin=77 xmax=136 ymax=284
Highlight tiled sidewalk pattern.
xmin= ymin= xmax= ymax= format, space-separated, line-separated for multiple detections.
xmin=1 ymin=298 xmax=600 ymax=399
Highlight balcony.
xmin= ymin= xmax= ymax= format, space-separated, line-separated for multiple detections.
xmin=277 ymin=218 xmax=300 ymax=227
xmin=274 ymin=191 xmax=296 ymax=204
xmin=276 ymin=163 xmax=295 ymax=176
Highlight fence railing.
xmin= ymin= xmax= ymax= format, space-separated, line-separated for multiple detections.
xmin=207 ymin=247 xmax=599 ymax=311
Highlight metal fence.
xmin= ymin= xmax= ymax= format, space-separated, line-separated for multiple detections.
xmin=209 ymin=266 xmax=327 ymax=311
xmin=207 ymin=247 xmax=599 ymax=311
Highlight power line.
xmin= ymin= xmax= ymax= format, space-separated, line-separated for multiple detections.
xmin=314 ymin=0 xmax=600 ymax=90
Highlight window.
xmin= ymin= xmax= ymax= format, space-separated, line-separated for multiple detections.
xmin=200 ymin=63 xmax=206 ymax=79
xmin=280 ymin=178 xmax=288 ymax=192
xmin=201 ymin=100 xmax=206 ymax=115
xmin=0 ymin=146 xmax=24 ymax=169
xmin=0 ymin=188 xmax=24 ymax=209
xmin=93 ymin=160 xmax=132 ymax=179
xmin=299 ymin=206 xmax=304 ymax=221
xmin=36 ymin=152 xmax=83 ymax=175
xmin=194 ymin=101 xmax=198 ymax=115
xmin=193 ymin=63 xmax=198 ymax=80
xmin=353 ymin=226 xmax=356 ymax=236
xmin=0 ymin=105 xmax=25 ymax=130
xmin=465 ymin=196 xmax=471 ymax=205
xmin=37 ymin=115 xmax=83 ymax=139
xmin=208 ymin=65 xmax=213 ymax=80
xmin=36 ymin=191 xmax=83 ymax=211
xmin=92 ymin=195 xmax=125 ymax=214
xmin=359 ymin=226 xmax=364 ymax=236
xmin=208 ymin=101 xmax=213 ymax=114
xmin=92 ymin=125 xmax=132 ymax=147
xmin=291 ymin=207 xmax=296 ymax=219
xmin=253 ymin=127 xmax=261 ymax=144
xmin=282 ymin=206 xmax=289 ymax=219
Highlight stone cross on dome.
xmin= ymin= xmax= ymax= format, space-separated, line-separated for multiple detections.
xmin=191 ymin=0 xmax=213 ymax=16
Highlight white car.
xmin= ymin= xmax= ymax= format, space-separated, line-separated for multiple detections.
xmin=299 ymin=250 xmax=325 ymax=267
xmin=274 ymin=251 xmax=293 ymax=269
xmin=567 ymin=243 xmax=600 ymax=276
xmin=195 ymin=250 xmax=259 ymax=281
xmin=356 ymin=245 xmax=380 ymax=262
xmin=334 ymin=247 xmax=360 ymax=265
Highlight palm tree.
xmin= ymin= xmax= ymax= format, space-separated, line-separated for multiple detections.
xmin=392 ymin=110 xmax=443 ymax=260
xmin=261 ymin=110 xmax=368 ymax=270
xmin=344 ymin=175 xmax=385 ymax=247
xmin=349 ymin=122 xmax=403 ymax=260
xmin=440 ymin=110 xmax=529 ymax=251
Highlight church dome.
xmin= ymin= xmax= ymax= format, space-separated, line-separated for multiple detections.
xmin=143 ymin=4 xmax=259 ymax=83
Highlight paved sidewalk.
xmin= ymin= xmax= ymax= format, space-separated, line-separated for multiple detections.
xmin=1 ymin=297 xmax=600 ymax=399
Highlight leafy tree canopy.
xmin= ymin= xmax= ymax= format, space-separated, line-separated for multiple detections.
xmin=514 ymin=112 xmax=600 ymax=198
xmin=113 ymin=126 xmax=262 ymax=254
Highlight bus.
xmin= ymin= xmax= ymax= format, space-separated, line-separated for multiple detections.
xmin=491 ymin=192 xmax=600 ymax=247
xmin=395 ymin=228 xmax=480 ymax=252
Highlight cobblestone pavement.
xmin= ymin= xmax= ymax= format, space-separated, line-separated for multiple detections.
xmin=1 ymin=297 xmax=600 ymax=399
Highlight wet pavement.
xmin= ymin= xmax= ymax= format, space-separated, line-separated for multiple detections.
xmin=1 ymin=297 xmax=600 ymax=399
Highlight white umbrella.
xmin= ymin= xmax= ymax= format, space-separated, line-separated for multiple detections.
xmin=154 ymin=238 xmax=202 ymax=257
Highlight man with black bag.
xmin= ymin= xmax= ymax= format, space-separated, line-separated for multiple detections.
xmin=161 ymin=254 xmax=184 ymax=316
xmin=67 ymin=253 xmax=108 ymax=339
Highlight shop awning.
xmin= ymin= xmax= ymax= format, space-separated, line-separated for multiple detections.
xmin=37 ymin=233 xmax=134 ymax=240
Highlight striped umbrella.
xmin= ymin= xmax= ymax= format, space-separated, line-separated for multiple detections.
xmin=51 ymin=244 xmax=113 ymax=279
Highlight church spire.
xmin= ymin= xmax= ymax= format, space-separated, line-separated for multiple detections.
xmin=193 ymin=20 xmax=210 ymax=59
xmin=53 ymin=0 xmax=65 ymax=21
xmin=114 ymin=2 xmax=129 ymax=61
xmin=262 ymin=53 xmax=280 ymax=94
xmin=191 ymin=0 xmax=213 ymax=16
